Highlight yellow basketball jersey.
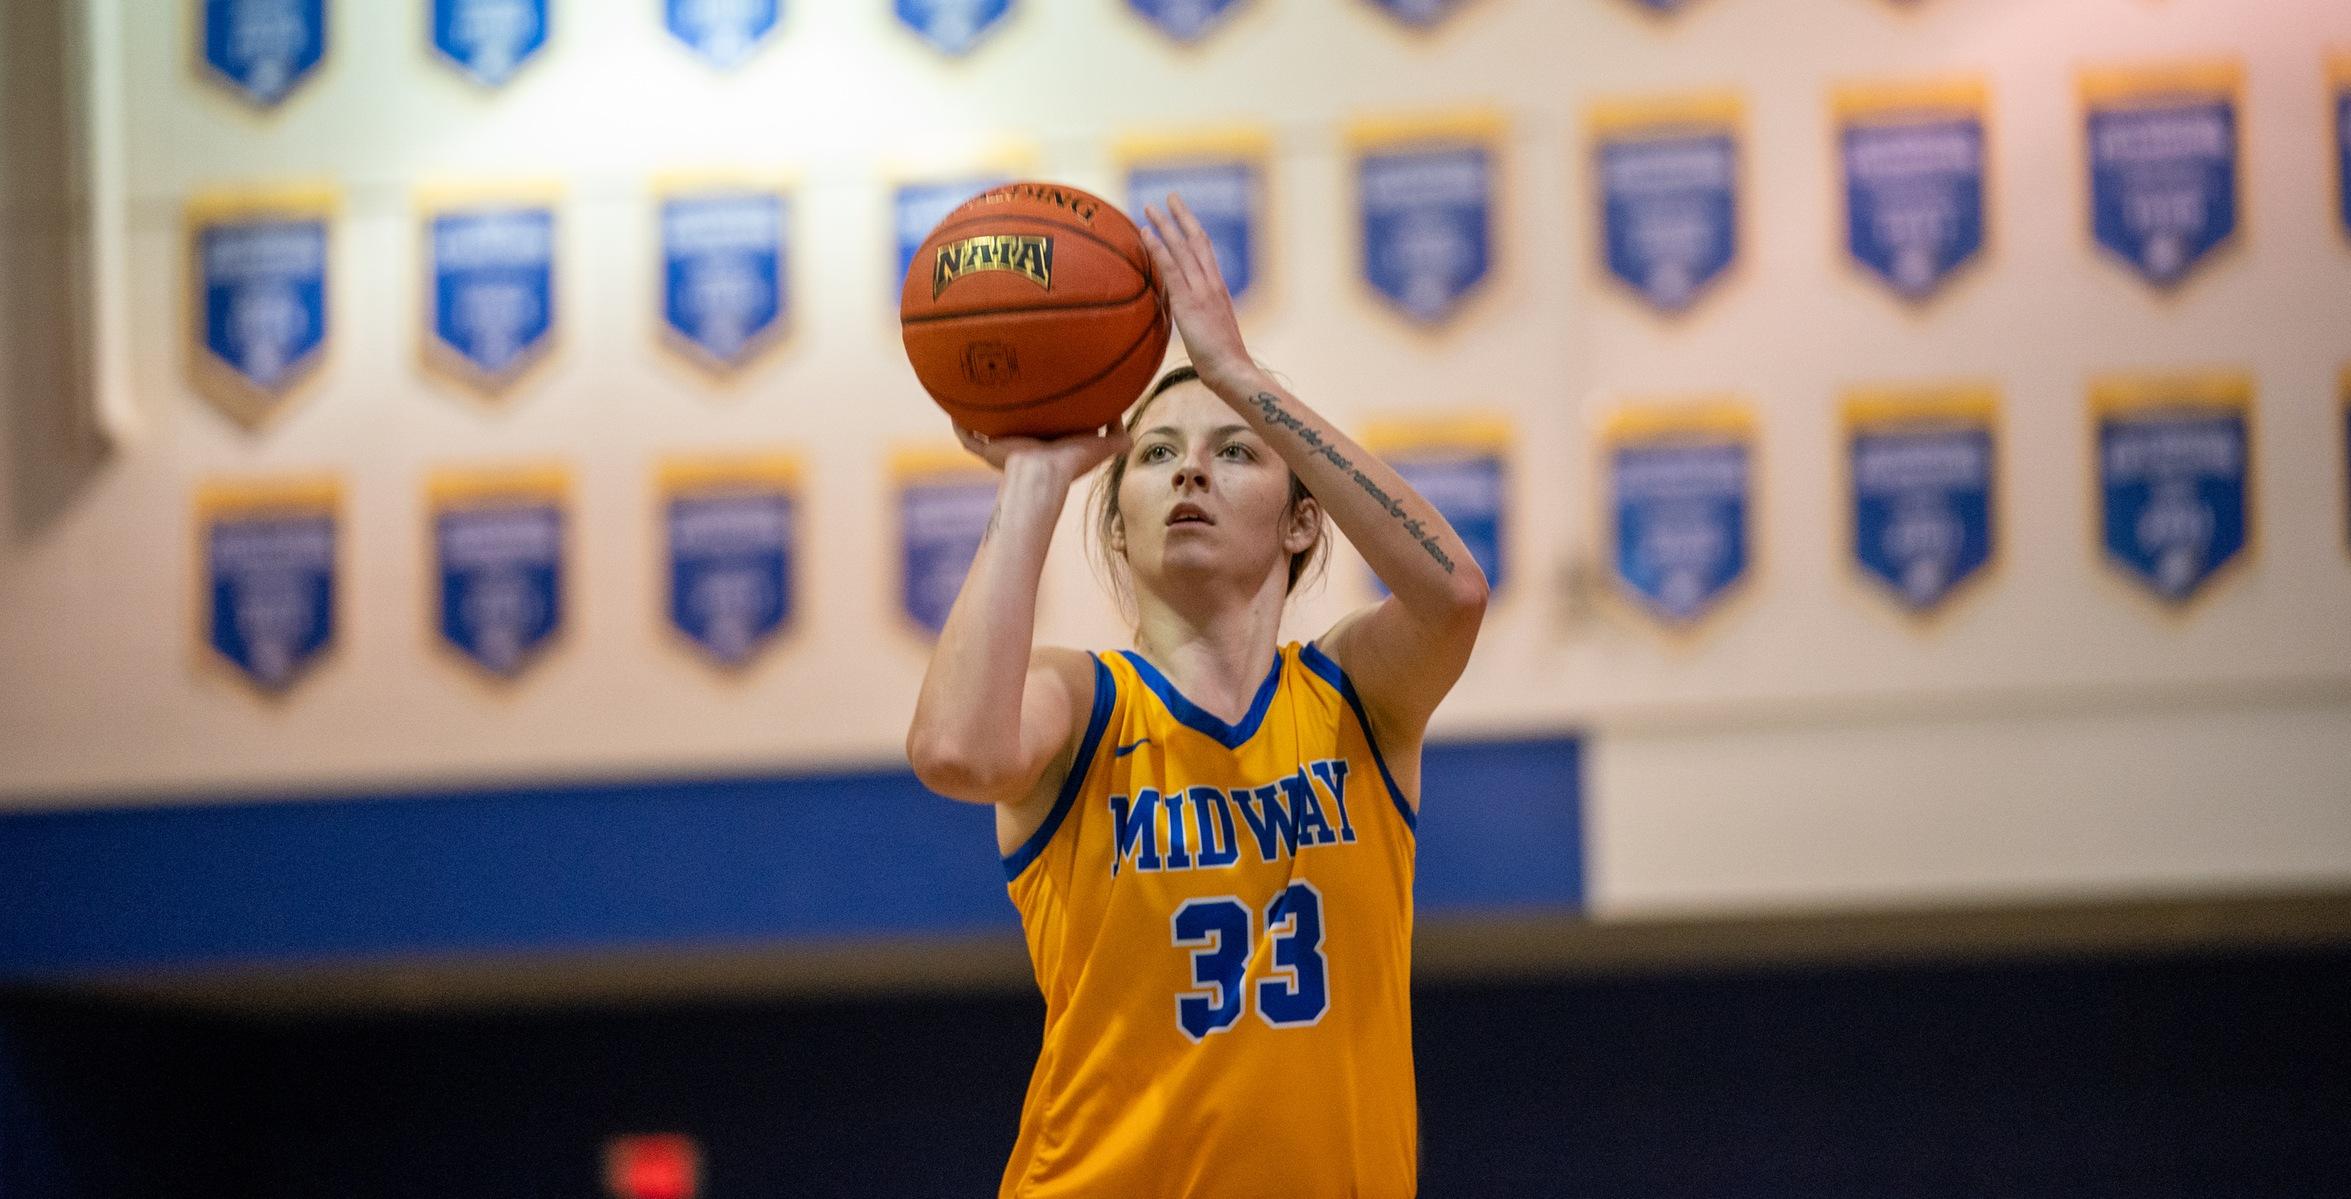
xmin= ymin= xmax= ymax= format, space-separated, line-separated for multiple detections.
xmin=999 ymin=641 xmax=1419 ymax=1199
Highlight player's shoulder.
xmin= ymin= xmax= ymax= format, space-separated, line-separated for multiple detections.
xmin=1032 ymin=645 xmax=1122 ymax=728
xmin=1284 ymin=633 xmax=1353 ymax=699
xmin=1030 ymin=644 xmax=1098 ymax=681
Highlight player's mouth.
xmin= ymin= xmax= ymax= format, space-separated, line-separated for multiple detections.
xmin=1166 ymin=503 xmax=1214 ymax=528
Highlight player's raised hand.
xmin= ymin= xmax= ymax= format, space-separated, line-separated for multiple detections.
xmin=1140 ymin=194 xmax=1255 ymax=396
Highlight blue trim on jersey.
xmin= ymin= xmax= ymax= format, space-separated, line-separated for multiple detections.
xmin=1299 ymin=641 xmax=1417 ymax=833
xmin=1116 ymin=650 xmax=1283 ymax=750
xmin=1002 ymin=654 xmax=1116 ymax=882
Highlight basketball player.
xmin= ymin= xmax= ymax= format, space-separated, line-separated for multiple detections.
xmin=907 ymin=195 xmax=1488 ymax=1198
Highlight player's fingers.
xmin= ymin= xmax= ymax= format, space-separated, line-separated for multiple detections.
xmin=954 ymin=430 xmax=985 ymax=464
xmin=1160 ymin=194 xmax=1211 ymax=281
xmin=1168 ymin=195 xmax=1224 ymax=288
xmin=1147 ymin=206 xmax=1203 ymax=282
xmin=1152 ymin=197 xmax=1208 ymax=276
xmin=1139 ymin=211 xmax=1192 ymax=293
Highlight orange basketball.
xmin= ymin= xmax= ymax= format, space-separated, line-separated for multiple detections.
xmin=900 ymin=181 xmax=1170 ymax=439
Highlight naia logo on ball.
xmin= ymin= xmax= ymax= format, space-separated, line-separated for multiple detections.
xmin=2082 ymin=62 xmax=2243 ymax=289
xmin=660 ymin=457 xmax=799 ymax=668
xmin=188 ymin=189 xmax=334 ymax=428
xmin=1844 ymin=387 xmax=1999 ymax=618
xmin=1604 ymin=402 xmax=1756 ymax=629
xmin=201 ymin=0 xmax=327 ymax=108
xmin=1351 ymin=113 xmax=1502 ymax=326
xmin=422 ymin=188 xmax=559 ymax=395
xmin=895 ymin=0 xmax=1013 ymax=56
xmin=933 ymin=234 xmax=1053 ymax=298
xmin=2093 ymin=373 xmax=2253 ymax=608
xmin=429 ymin=466 xmax=569 ymax=679
xmin=197 ymin=478 xmax=341 ymax=695
xmin=666 ymin=0 xmax=779 ymax=69
xmin=1835 ymin=80 xmax=1990 ymax=304
xmin=660 ymin=184 xmax=789 ymax=372
xmin=1590 ymin=93 xmax=1745 ymax=316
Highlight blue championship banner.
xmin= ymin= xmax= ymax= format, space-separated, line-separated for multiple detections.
xmin=893 ymin=173 xmax=1008 ymax=306
xmin=666 ymin=0 xmax=779 ymax=68
xmin=660 ymin=457 xmax=799 ymax=668
xmin=433 ymin=0 xmax=550 ymax=87
xmin=1128 ymin=0 xmax=1246 ymax=44
xmin=2093 ymin=373 xmax=2253 ymax=607
xmin=197 ymin=478 xmax=340 ymax=693
xmin=894 ymin=0 xmax=1013 ymax=57
xmin=1604 ymin=402 xmax=1755 ymax=628
xmin=2082 ymin=63 xmax=2243 ymax=289
xmin=1364 ymin=0 xmax=1469 ymax=30
xmin=894 ymin=449 xmax=999 ymax=638
xmin=201 ymin=0 xmax=327 ymax=108
xmin=1590 ymin=94 xmax=1744 ymax=316
xmin=1843 ymin=387 xmax=1999 ymax=617
xmin=1121 ymin=131 xmax=1268 ymax=306
xmin=188 ymin=188 xmax=334 ymax=427
xmin=1364 ymin=418 xmax=1510 ymax=599
xmin=430 ymin=466 xmax=569 ymax=678
xmin=659 ymin=181 xmax=789 ymax=373
xmin=1834 ymin=80 xmax=1990 ymax=304
xmin=422 ymin=188 xmax=559 ymax=395
xmin=1615 ymin=0 xmax=1705 ymax=17
xmin=1351 ymin=113 xmax=1502 ymax=326
xmin=2334 ymin=56 xmax=2351 ymax=242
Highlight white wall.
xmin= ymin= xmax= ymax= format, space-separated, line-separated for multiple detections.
xmin=2 ymin=0 xmax=2347 ymax=919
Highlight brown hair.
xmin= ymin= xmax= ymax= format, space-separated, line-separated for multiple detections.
xmin=1087 ymin=365 xmax=1328 ymax=620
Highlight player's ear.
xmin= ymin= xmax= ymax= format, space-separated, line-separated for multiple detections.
xmin=1281 ymin=494 xmax=1322 ymax=557
xmin=1109 ymin=516 xmax=1128 ymax=555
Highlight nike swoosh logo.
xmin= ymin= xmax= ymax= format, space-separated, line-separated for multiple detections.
xmin=1113 ymin=738 xmax=1151 ymax=758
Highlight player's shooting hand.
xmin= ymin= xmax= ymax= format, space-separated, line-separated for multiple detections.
xmin=1140 ymin=195 xmax=1258 ymax=398
xmin=955 ymin=422 xmax=1132 ymax=486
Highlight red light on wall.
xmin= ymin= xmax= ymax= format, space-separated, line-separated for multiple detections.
xmin=604 ymin=1133 xmax=701 ymax=1199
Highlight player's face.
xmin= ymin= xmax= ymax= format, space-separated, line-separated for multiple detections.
xmin=1116 ymin=381 xmax=1308 ymax=594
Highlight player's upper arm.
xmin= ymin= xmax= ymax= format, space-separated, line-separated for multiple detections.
xmin=911 ymin=646 xmax=1099 ymax=807
xmin=1316 ymin=587 xmax=1485 ymax=754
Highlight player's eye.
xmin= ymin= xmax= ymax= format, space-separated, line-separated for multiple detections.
xmin=1218 ymin=443 xmax=1254 ymax=462
xmin=1140 ymin=443 xmax=1175 ymax=463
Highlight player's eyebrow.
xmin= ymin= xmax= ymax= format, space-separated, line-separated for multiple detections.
xmin=1139 ymin=424 xmax=1253 ymax=442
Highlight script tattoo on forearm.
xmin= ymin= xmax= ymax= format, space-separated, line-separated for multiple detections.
xmin=1248 ymin=392 xmax=1455 ymax=574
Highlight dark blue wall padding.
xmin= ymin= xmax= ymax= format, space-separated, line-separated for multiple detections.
xmin=0 ymin=736 xmax=1581 ymax=982
xmin=9 ymin=951 xmax=2350 ymax=1198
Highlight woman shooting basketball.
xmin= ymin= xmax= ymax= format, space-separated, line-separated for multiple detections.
xmin=906 ymin=195 xmax=1488 ymax=1198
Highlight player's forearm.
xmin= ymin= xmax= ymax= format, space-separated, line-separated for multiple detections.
xmin=906 ymin=460 xmax=1068 ymax=792
xmin=1209 ymin=366 xmax=1489 ymax=620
